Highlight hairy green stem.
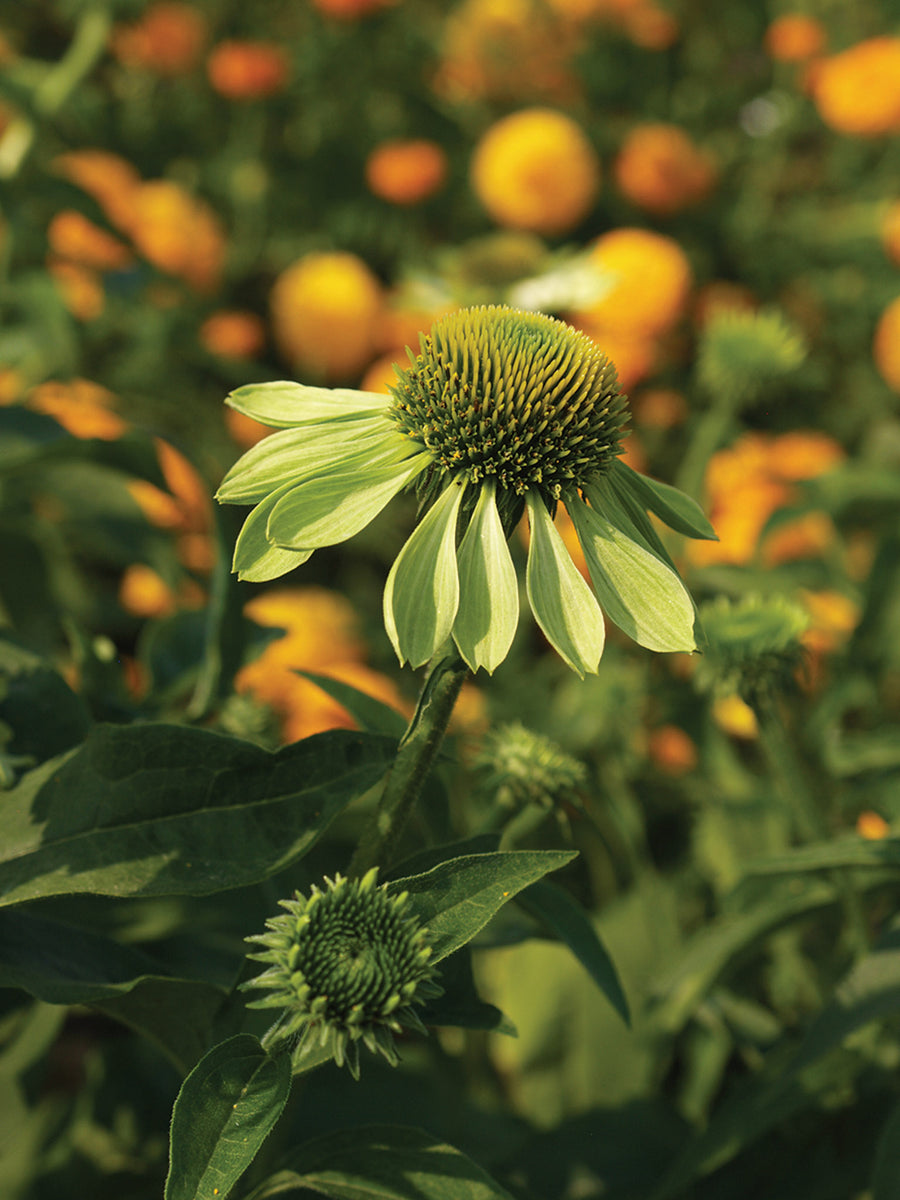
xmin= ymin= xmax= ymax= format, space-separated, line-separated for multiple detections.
xmin=348 ymin=647 xmax=469 ymax=878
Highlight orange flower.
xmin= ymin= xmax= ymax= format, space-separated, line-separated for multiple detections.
xmin=761 ymin=511 xmax=835 ymax=567
xmin=632 ymin=387 xmax=687 ymax=430
xmin=574 ymin=227 xmax=692 ymax=338
xmin=27 ymin=379 xmax=126 ymax=439
xmin=119 ymin=564 xmax=178 ymax=619
xmin=470 ymin=108 xmax=600 ymax=236
xmin=800 ymin=589 xmax=859 ymax=656
xmin=47 ymin=260 xmax=106 ymax=321
xmin=47 ymin=210 xmax=133 ymax=271
xmin=270 ymin=251 xmax=384 ymax=381
xmin=874 ymin=296 xmax=900 ymax=391
xmin=0 ymin=369 xmax=24 ymax=405
xmin=199 ymin=310 xmax=266 ymax=359
xmin=310 ymin=0 xmax=396 ymax=17
xmin=365 ymin=139 xmax=448 ymax=206
xmin=856 ymin=811 xmax=890 ymax=840
xmin=207 ymin=41 xmax=290 ymax=99
xmin=125 ymin=180 xmax=225 ymax=293
xmin=224 ymin=408 xmax=274 ymax=449
xmin=614 ymin=123 xmax=716 ymax=216
xmin=110 ymin=2 xmax=208 ymax=75
xmin=767 ymin=430 xmax=845 ymax=481
xmin=811 ymin=37 xmax=900 ymax=136
xmin=712 ymin=693 xmax=758 ymax=739
xmin=128 ymin=439 xmax=210 ymax=534
xmin=359 ymin=351 xmax=405 ymax=395
xmin=622 ymin=3 xmax=679 ymax=50
xmin=648 ymin=725 xmax=698 ymax=774
xmin=53 ymin=149 xmax=142 ymax=230
xmin=763 ymin=14 xmax=826 ymax=63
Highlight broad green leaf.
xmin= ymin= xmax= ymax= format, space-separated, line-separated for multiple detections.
xmin=268 ymin=454 xmax=428 ymax=550
xmin=226 ymin=381 xmax=389 ymax=428
xmin=872 ymin=1101 xmax=900 ymax=1200
xmin=742 ymin=836 xmax=900 ymax=877
xmin=386 ymin=849 xmax=577 ymax=962
xmin=384 ymin=834 xmax=503 ymax=882
xmin=525 ymin=493 xmax=605 ymax=676
xmin=232 ymin=483 xmax=314 ymax=582
xmin=453 ymin=481 xmax=519 ymax=673
xmin=566 ymin=493 xmax=696 ymax=653
xmin=295 ymin=671 xmax=408 ymax=739
xmin=244 ymin=1124 xmax=515 ymax=1200
xmin=384 ymin=481 xmax=466 ymax=668
xmin=0 ymin=724 xmax=394 ymax=906
xmin=165 ymin=1035 xmax=291 ymax=1200
xmin=216 ymin=419 xmax=399 ymax=504
xmin=0 ymin=635 xmax=91 ymax=766
xmin=420 ymin=947 xmax=516 ymax=1035
xmin=516 ymin=879 xmax=630 ymax=1026
xmin=610 ymin=459 xmax=718 ymax=541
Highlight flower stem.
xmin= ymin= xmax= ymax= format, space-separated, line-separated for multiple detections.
xmin=348 ymin=646 xmax=469 ymax=878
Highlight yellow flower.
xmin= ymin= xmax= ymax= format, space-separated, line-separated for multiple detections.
xmin=856 ymin=811 xmax=890 ymax=840
xmin=712 ymin=693 xmax=758 ymax=739
xmin=812 ymin=37 xmax=900 ymax=136
xmin=470 ymin=108 xmax=600 ymax=236
xmin=47 ymin=260 xmax=106 ymax=322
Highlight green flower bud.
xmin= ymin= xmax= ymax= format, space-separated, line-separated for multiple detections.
xmin=474 ymin=721 xmax=587 ymax=811
xmin=698 ymin=307 xmax=806 ymax=406
xmin=695 ymin=593 xmax=810 ymax=706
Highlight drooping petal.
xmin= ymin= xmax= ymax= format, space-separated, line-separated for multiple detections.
xmin=609 ymin=459 xmax=718 ymax=541
xmin=566 ymin=492 xmax=696 ymax=653
xmin=453 ymin=481 xmax=519 ymax=673
xmin=232 ymin=483 xmax=313 ymax=583
xmin=267 ymin=453 xmax=429 ymax=550
xmin=226 ymin=381 xmax=390 ymax=428
xmin=384 ymin=480 xmax=466 ymax=669
xmin=584 ymin=477 xmax=678 ymax=574
xmin=216 ymin=417 xmax=405 ymax=504
xmin=525 ymin=492 xmax=605 ymax=677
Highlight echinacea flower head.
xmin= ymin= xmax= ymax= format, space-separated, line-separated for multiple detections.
xmin=694 ymin=593 xmax=810 ymax=706
xmin=243 ymin=869 xmax=442 ymax=1078
xmin=217 ymin=305 xmax=716 ymax=676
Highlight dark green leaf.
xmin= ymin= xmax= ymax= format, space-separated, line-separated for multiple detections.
xmin=872 ymin=1100 xmax=900 ymax=1200
xmin=420 ymin=947 xmax=516 ymax=1035
xmin=165 ymin=1035 xmax=291 ymax=1200
xmin=0 ymin=724 xmax=394 ymax=906
xmin=0 ymin=634 xmax=91 ymax=765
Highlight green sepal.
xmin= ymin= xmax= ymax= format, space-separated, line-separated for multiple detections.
xmin=226 ymin=381 xmax=389 ymax=428
xmin=384 ymin=481 xmax=466 ymax=669
xmin=232 ymin=483 xmax=314 ymax=582
xmin=609 ymin=460 xmax=718 ymax=541
xmin=525 ymin=492 xmax=605 ymax=677
xmin=453 ymin=481 xmax=519 ymax=674
xmin=566 ymin=492 xmax=696 ymax=653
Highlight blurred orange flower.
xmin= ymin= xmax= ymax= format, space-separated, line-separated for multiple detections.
xmin=632 ymin=387 xmax=688 ymax=430
xmin=856 ymin=811 xmax=890 ymax=840
xmin=110 ymin=2 xmax=208 ymax=74
xmin=47 ymin=260 xmax=106 ymax=321
xmin=470 ymin=107 xmax=600 ymax=235
xmin=54 ymin=149 xmax=142 ymax=229
xmin=365 ymin=139 xmax=448 ymax=206
xmin=800 ymin=589 xmax=860 ymax=657
xmin=874 ymin=296 xmax=900 ymax=391
xmin=27 ymin=378 xmax=126 ymax=439
xmin=47 ymin=210 xmax=133 ymax=272
xmin=712 ymin=693 xmax=758 ymax=739
xmin=763 ymin=14 xmax=826 ymax=63
xmin=648 ymin=724 xmax=698 ymax=774
xmin=207 ymin=41 xmax=290 ymax=99
xmin=270 ymin=251 xmax=384 ymax=381
xmin=125 ymin=180 xmax=226 ymax=294
xmin=199 ymin=310 xmax=266 ymax=359
xmin=224 ymin=408 xmax=274 ymax=450
xmin=614 ymin=123 xmax=717 ymax=216
xmin=811 ymin=37 xmax=900 ymax=136
xmin=119 ymin=564 xmax=178 ymax=619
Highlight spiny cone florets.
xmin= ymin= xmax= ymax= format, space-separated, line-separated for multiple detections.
xmin=388 ymin=305 xmax=628 ymax=506
xmin=475 ymin=721 xmax=588 ymax=811
xmin=242 ymin=868 xmax=442 ymax=1079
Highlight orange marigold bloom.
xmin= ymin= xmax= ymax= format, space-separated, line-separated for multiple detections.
xmin=119 ymin=564 xmax=178 ymax=619
xmin=767 ymin=430 xmax=845 ymax=481
xmin=856 ymin=811 xmax=890 ymax=840
xmin=614 ymin=123 xmax=716 ymax=217
xmin=129 ymin=438 xmax=210 ymax=532
xmin=572 ymin=320 xmax=657 ymax=391
xmin=874 ymin=296 xmax=900 ymax=391
xmin=365 ymin=139 xmax=448 ymax=206
xmin=575 ymin=227 xmax=692 ymax=338
xmin=622 ymin=4 xmax=679 ymax=50
xmin=47 ymin=260 xmax=106 ymax=322
xmin=270 ymin=251 xmax=384 ymax=381
xmin=110 ymin=2 xmax=208 ymax=75
xmin=811 ymin=37 xmax=900 ymax=136
xmin=54 ymin=149 xmax=142 ymax=230
xmin=359 ymin=351 xmax=405 ymax=395
xmin=761 ymin=511 xmax=836 ymax=567
xmin=126 ymin=180 xmax=225 ymax=293
xmin=206 ymin=41 xmax=290 ymax=99
xmin=800 ymin=589 xmax=860 ymax=656
xmin=470 ymin=108 xmax=600 ymax=236
xmin=648 ymin=724 xmax=698 ymax=774
xmin=47 ymin=210 xmax=133 ymax=271
xmin=764 ymin=14 xmax=826 ymax=62
xmin=28 ymin=378 xmax=126 ymax=440
xmin=199 ymin=310 xmax=266 ymax=359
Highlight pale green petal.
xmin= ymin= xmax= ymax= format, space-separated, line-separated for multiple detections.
xmin=233 ymin=484 xmax=313 ymax=583
xmin=267 ymin=453 xmax=429 ymax=550
xmin=226 ymin=381 xmax=390 ymax=428
xmin=609 ymin=459 xmax=718 ymax=541
xmin=584 ymin=478 xmax=678 ymax=574
xmin=566 ymin=492 xmax=696 ymax=653
xmin=384 ymin=481 xmax=466 ymax=669
xmin=525 ymin=493 xmax=605 ymax=677
xmin=453 ymin=481 xmax=518 ymax=673
xmin=216 ymin=417 xmax=404 ymax=504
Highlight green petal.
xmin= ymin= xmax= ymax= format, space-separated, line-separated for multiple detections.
xmin=566 ymin=492 xmax=696 ymax=653
xmin=267 ymin=453 xmax=429 ymax=550
xmin=584 ymin=477 xmax=679 ymax=574
xmin=610 ymin=460 xmax=718 ymax=542
xmin=384 ymin=481 xmax=466 ymax=669
xmin=453 ymin=481 xmax=519 ymax=673
xmin=216 ymin=417 xmax=404 ymax=504
xmin=233 ymin=484 xmax=313 ymax=583
xmin=525 ymin=493 xmax=605 ymax=677
xmin=226 ymin=381 xmax=389 ymax=428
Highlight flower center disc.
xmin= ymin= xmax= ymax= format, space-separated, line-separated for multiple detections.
xmin=388 ymin=305 xmax=628 ymax=499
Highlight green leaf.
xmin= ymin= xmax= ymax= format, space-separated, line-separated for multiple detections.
xmin=165 ymin=1034 xmax=291 ymax=1200
xmin=387 ymin=849 xmax=577 ymax=962
xmin=453 ymin=481 xmax=519 ymax=674
xmin=610 ymin=460 xmax=718 ymax=541
xmin=0 ymin=634 xmax=91 ymax=765
xmin=566 ymin=493 xmax=696 ymax=653
xmin=243 ymin=1124 xmax=515 ymax=1200
xmin=0 ymin=724 xmax=395 ymax=906
xmin=226 ymin=382 xmax=388 ymax=428
xmin=268 ymin=453 xmax=427 ymax=550
xmin=420 ymin=947 xmax=516 ymax=1036
xmin=384 ymin=481 xmax=466 ymax=669
xmin=872 ymin=1101 xmax=900 ymax=1200
xmin=232 ymin=483 xmax=314 ymax=582
xmin=742 ymin=836 xmax=900 ymax=877
xmin=515 ymin=879 xmax=630 ymax=1026
xmin=525 ymin=493 xmax=605 ymax=676
xmin=295 ymin=671 xmax=408 ymax=738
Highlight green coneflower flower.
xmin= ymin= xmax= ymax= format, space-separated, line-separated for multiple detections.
xmin=217 ymin=305 xmax=716 ymax=675
xmin=694 ymin=593 xmax=810 ymax=706
xmin=474 ymin=721 xmax=587 ymax=811
xmin=242 ymin=869 xmax=442 ymax=1079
